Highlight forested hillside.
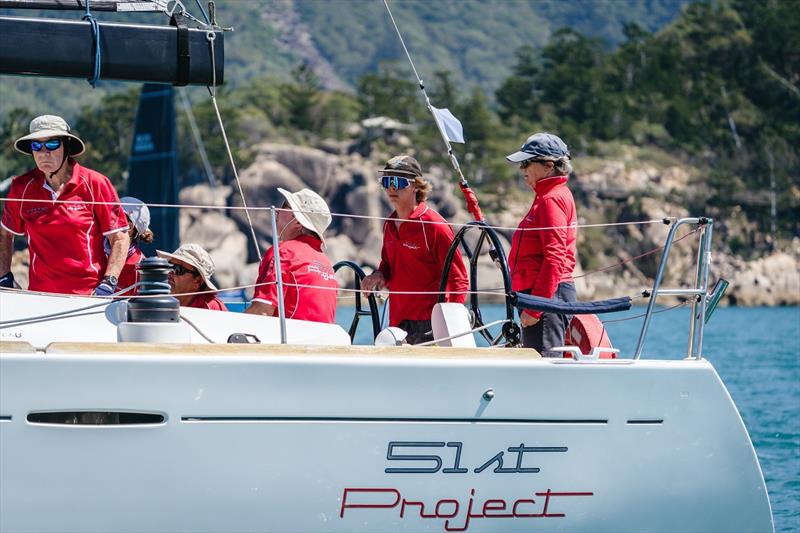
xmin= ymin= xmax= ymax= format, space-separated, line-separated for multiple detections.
xmin=0 ymin=0 xmax=687 ymax=119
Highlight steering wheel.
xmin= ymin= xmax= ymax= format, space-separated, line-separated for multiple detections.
xmin=333 ymin=260 xmax=382 ymax=342
xmin=438 ymin=221 xmax=520 ymax=346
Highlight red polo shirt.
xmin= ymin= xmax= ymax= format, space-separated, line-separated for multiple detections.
xmin=1 ymin=162 xmax=128 ymax=294
xmin=253 ymin=234 xmax=337 ymax=323
xmin=188 ymin=291 xmax=228 ymax=311
xmin=377 ymin=202 xmax=468 ymax=327
xmin=117 ymin=247 xmax=144 ymax=295
xmin=508 ymin=175 xmax=577 ymax=318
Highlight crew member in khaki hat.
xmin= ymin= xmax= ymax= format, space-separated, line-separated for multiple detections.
xmin=245 ymin=188 xmax=337 ymax=323
xmin=361 ymin=155 xmax=468 ymax=344
xmin=0 ymin=114 xmax=129 ymax=296
xmin=157 ymin=243 xmax=228 ymax=311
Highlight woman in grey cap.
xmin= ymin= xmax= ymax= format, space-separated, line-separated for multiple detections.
xmin=113 ymin=197 xmax=154 ymax=295
xmin=505 ymin=133 xmax=578 ymax=355
xmin=0 ymin=114 xmax=129 ymax=296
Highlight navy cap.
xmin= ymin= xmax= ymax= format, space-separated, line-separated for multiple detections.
xmin=506 ymin=132 xmax=570 ymax=163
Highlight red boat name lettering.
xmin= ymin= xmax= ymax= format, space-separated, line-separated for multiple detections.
xmin=339 ymin=487 xmax=593 ymax=531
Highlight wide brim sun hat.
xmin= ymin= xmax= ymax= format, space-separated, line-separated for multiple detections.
xmin=277 ymin=187 xmax=332 ymax=244
xmin=14 ymin=114 xmax=86 ymax=157
xmin=506 ymin=132 xmax=570 ymax=163
xmin=156 ymin=243 xmax=218 ymax=291
xmin=119 ymin=197 xmax=150 ymax=236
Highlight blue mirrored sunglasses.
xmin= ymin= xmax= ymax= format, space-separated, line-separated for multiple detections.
xmin=30 ymin=139 xmax=62 ymax=152
xmin=381 ymin=175 xmax=413 ymax=190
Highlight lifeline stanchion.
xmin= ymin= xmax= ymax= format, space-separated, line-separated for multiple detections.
xmin=270 ymin=206 xmax=287 ymax=344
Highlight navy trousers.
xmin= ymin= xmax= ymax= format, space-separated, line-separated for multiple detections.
xmin=520 ymin=282 xmax=577 ymax=357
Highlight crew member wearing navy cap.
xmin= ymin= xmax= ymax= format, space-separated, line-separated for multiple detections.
xmin=506 ymin=133 xmax=578 ymax=356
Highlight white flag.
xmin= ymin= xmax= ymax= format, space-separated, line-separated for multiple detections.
xmin=431 ymin=106 xmax=465 ymax=143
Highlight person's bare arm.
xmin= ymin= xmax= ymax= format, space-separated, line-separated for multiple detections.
xmin=104 ymin=230 xmax=130 ymax=279
xmin=0 ymin=227 xmax=13 ymax=275
xmin=245 ymin=300 xmax=276 ymax=316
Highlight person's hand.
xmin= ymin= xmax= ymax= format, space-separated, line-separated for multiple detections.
xmin=93 ymin=276 xmax=118 ymax=297
xmin=0 ymin=271 xmax=15 ymax=289
xmin=520 ymin=312 xmax=540 ymax=327
xmin=361 ymin=271 xmax=386 ymax=293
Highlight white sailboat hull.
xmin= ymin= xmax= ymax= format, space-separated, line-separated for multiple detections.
xmin=0 ymin=340 xmax=773 ymax=532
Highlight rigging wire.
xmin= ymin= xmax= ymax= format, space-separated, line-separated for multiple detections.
xmin=0 ymin=197 xmax=671 ymax=233
xmin=205 ymin=31 xmax=262 ymax=261
xmin=179 ymin=88 xmax=217 ymax=187
xmin=0 ymin=299 xmax=111 ymax=327
xmin=601 ymin=300 xmax=693 ymax=325
xmin=193 ymin=0 xmax=210 ymax=24
xmin=574 ymin=227 xmax=701 ymax=280
xmin=382 ymin=0 xmax=490 ymax=232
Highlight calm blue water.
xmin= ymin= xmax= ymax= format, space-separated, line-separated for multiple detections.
xmin=336 ymin=304 xmax=800 ymax=532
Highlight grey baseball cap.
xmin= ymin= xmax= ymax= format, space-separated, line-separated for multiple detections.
xmin=506 ymin=132 xmax=570 ymax=163
xmin=120 ymin=197 xmax=150 ymax=236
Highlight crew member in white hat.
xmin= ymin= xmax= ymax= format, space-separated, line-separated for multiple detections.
xmin=112 ymin=196 xmax=154 ymax=295
xmin=0 ymin=114 xmax=129 ymax=295
xmin=245 ymin=188 xmax=337 ymax=323
xmin=156 ymin=243 xmax=227 ymax=311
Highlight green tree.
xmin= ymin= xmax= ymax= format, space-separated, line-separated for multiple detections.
xmin=356 ymin=62 xmax=420 ymax=123
xmin=72 ymin=89 xmax=140 ymax=191
xmin=281 ymin=63 xmax=321 ymax=132
xmin=495 ymin=45 xmax=541 ymax=126
xmin=0 ymin=107 xmax=33 ymax=182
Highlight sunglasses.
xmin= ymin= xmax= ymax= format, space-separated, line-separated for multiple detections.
xmin=381 ymin=175 xmax=414 ymax=190
xmin=519 ymin=159 xmax=550 ymax=169
xmin=171 ymin=263 xmax=199 ymax=276
xmin=30 ymin=139 xmax=62 ymax=152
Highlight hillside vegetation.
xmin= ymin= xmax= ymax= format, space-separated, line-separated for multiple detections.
xmin=0 ymin=0 xmax=797 ymax=258
xmin=0 ymin=0 xmax=687 ymax=119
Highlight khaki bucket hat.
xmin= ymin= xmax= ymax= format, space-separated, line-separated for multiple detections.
xmin=156 ymin=243 xmax=218 ymax=291
xmin=277 ymin=187 xmax=332 ymax=244
xmin=14 ymin=114 xmax=86 ymax=156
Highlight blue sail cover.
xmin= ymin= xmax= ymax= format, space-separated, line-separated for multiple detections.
xmin=512 ymin=293 xmax=632 ymax=314
xmin=126 ymin=84 xmax=180 ymax=256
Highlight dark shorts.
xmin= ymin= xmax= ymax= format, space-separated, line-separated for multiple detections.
xmin=398 ymin=319 xmax=434 ymax=345
xmin=520 ymin=282 xmax=577 ymax=357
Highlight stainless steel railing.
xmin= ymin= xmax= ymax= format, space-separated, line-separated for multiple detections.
xmin=634 ymin=217 xmax=713 ymax=360
xmin=270 ymin=206 xmax=287 ymax=344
